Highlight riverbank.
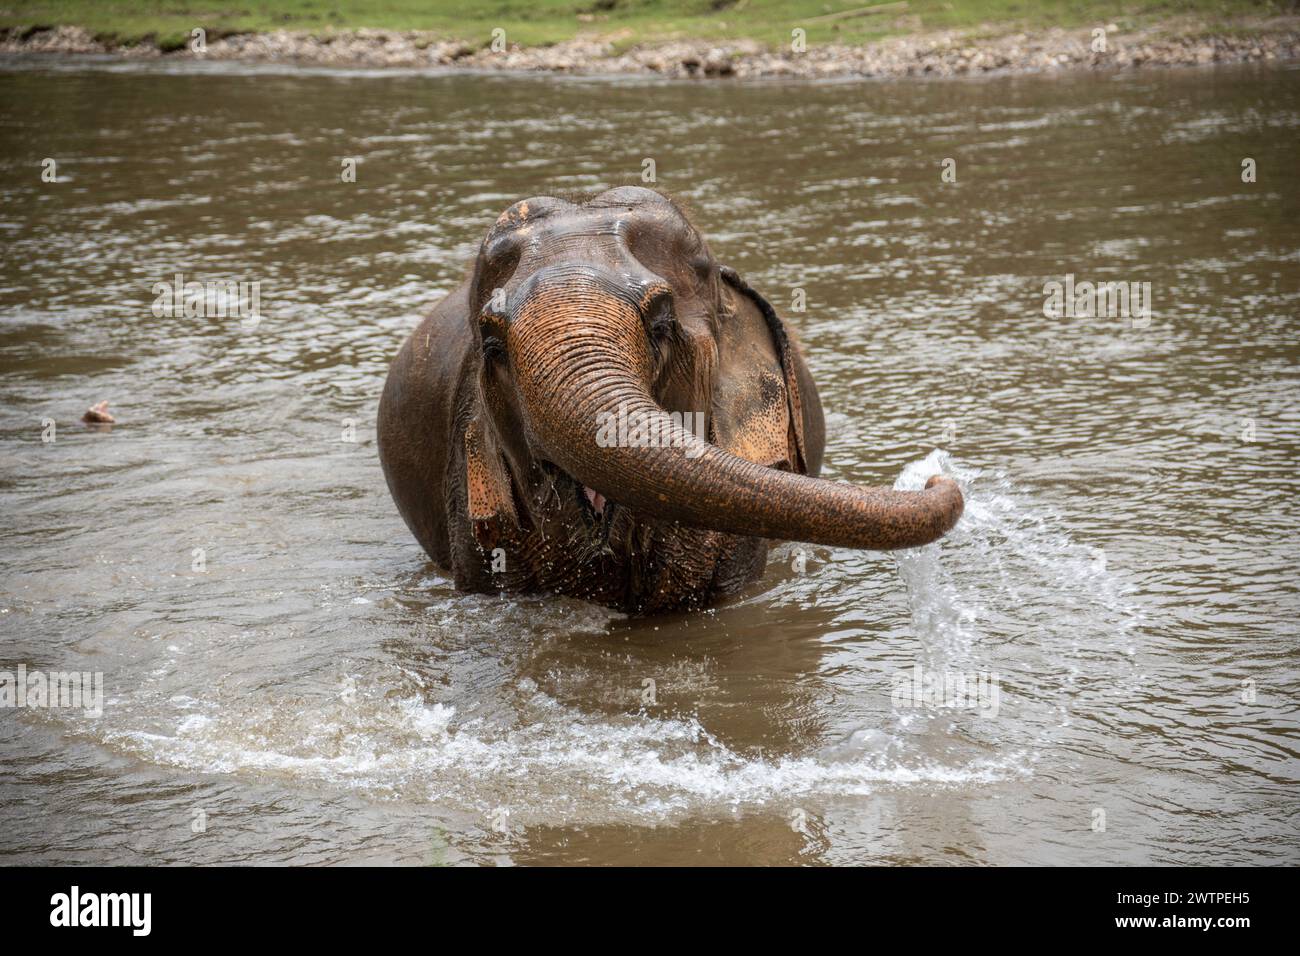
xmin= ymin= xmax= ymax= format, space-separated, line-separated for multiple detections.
xmin=1 ymin=16 xmax=1297 ymax=79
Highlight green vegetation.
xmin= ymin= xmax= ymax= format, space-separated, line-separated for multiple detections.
xmin=0 ymin=0 xmax=1288 ymax=51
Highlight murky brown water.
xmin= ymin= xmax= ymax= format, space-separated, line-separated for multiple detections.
xmin=1 ymin=58 xmax=1298 ymax=866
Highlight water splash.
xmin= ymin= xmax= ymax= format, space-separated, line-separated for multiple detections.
xmin=891 ymin=449 xmax=1142 ymax=732
xmin=101 ymin=680 xmax=1029 ymax=828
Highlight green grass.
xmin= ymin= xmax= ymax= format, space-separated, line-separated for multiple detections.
xmin=0 ymin=0 xmax=1289 ymax=51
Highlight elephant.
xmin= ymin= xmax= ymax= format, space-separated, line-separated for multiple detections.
xmin=378 ymin=187 xmax=963 ymax=614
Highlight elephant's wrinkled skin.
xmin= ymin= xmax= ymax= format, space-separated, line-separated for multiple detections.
xmin=378 ymin=188 xmax=963 ymax=613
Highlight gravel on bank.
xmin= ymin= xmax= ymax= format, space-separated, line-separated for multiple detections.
xmin=2 ymin=19 xmax=1297 ymax=79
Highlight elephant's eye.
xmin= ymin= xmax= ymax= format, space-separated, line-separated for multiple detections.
xmin=643 ymin=289 xmax=676 ymax=343
xmin=479 ymin=307 xmax=510 ymax=365
xmin=482 ymin=333 xmax=507 ymax=364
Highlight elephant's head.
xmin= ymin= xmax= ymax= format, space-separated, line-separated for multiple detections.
xmin=461 ymin=186 xmax=962 ymax=558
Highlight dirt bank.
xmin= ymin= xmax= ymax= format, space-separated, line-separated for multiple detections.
xmin=2 ymin=18 xmax=1297 ymax=79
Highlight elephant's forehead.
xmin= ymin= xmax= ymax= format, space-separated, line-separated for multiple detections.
xmin=528 ymin=212 xmax=628 ymax=246
xmin=493 ymin=198 xmax=682 ymax=244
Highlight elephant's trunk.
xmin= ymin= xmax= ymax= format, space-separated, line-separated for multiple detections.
xmin=507 ymin=269 xmax=963 ymax=551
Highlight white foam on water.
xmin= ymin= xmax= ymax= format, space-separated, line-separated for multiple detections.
xmin=100 ymin=679 xmax=1030 ymax=827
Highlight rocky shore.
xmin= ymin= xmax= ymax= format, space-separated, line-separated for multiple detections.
xmin=2 ymin=19 xmax=1297 ymax=79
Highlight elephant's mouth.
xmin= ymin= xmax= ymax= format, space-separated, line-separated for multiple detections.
xmin=580 ymin=484 xmax=609 ymax=520
xmin=537 ymin=460 xmax=620 ymax=540
xmin=572 ymin=473 xmax=616 ymax=531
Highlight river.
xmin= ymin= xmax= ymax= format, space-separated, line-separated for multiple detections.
xmin=1 ymin=58 xmax=1297 ymax=865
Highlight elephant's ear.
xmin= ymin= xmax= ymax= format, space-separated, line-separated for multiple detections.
xmin=463 ymin=415 xmax=517 ymax=549
xmin=712 ymin=266 xmax=808 ymax=475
